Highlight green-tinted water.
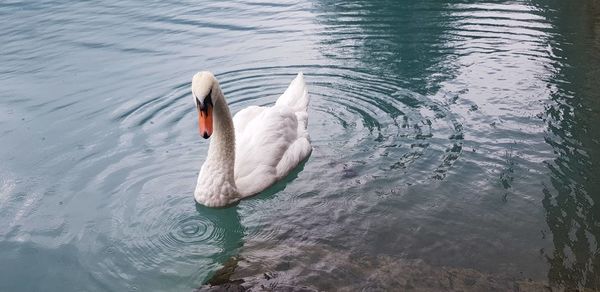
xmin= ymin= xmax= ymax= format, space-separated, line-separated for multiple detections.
xmin=0 ymin=0 xmax=599 ymax=290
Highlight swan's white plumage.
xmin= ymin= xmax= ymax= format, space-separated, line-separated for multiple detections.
xmin=193 ymin=72 xmax=311 ymax=207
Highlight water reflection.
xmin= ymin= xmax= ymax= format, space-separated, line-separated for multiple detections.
xmin=306 ymin=0 xmax=554 ymax=281
xmin=536 ymin=0 xmax=600 ymax=289
xmin=314 ymin=0 xmax=457 ymax=95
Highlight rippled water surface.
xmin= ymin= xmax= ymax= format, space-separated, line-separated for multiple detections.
xmin=1 ymin=0 xmax=599 ymax=290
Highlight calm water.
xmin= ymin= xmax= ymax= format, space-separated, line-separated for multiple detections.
xmin=1 ymin=0 xmax=599 ymax=290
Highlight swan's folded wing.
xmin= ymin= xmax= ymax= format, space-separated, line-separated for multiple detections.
xmin=232 ymin=105 xmax=265 ymax=140
xmin=233 ymin=106 xmax=298 ymax=196
xmin=275 ymin=72 xmax=309 ymax=113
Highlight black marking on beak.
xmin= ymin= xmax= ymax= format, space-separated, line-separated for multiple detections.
xmin=202 ymin=132 xmax=209 ymax=139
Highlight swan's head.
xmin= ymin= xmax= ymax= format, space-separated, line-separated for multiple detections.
xmin=192 ymin=71 xmax=217 ymax=139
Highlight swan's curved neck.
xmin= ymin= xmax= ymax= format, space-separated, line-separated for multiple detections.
xmin=195 ymin=88 xmax=239 ymax=206
xmin=207 ymin=93 xmax=236 ymax=173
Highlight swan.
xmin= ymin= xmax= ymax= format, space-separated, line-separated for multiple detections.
xmin=192 ymin=71 xmax=311 ymax=207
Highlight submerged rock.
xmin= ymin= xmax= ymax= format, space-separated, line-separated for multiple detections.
xmin=195 ymin=282 xmax=246 ymax=292
xmin=206 ymin=257 xmax=242 ymax=286
xmin=198 ymin=242 xmax=557 ymax=291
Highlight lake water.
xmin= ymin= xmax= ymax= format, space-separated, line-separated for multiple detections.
xmin=1 ymin=0 xmax=599 ymax=290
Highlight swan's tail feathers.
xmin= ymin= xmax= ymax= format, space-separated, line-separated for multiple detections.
xmin=276 ymin=72 xmax=309 ymax=113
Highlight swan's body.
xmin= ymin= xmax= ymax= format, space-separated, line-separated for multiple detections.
xmin=192 ymin=71 xmax=311 ymax=207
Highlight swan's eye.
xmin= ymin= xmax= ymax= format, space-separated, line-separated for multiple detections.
xmin=204 ymin=89 xmax=213 ymax=108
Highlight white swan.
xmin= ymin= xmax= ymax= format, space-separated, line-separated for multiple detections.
xmin=192 ymin=71 xmax=311 ymax=207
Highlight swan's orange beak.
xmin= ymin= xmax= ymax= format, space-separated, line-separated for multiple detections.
xmin=198 ymin=104 xmax=213 ymax=139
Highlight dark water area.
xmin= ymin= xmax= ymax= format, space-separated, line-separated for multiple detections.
xmin=0 ymin=0 xmax=599 ymax=291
